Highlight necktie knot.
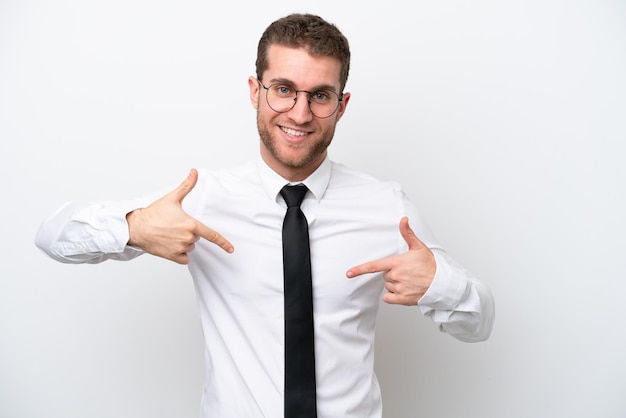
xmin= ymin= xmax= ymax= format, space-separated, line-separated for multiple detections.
xmin=281 ymin=184 xmax=308 ymax=208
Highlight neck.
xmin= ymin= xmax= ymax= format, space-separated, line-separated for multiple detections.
xmin=260 ymin=148 xmax=326 ymax=182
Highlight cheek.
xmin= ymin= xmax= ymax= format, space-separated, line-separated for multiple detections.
xmin=319 ymin=120 xmax=337 ymax=141
xmin=256 ymin=98 xmax=275 ymax=118
xmin=256 ymin=107 xmax=275 ymax=129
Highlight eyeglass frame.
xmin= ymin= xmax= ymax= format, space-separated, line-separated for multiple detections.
xmin=257 ymin=79 xmax=343 ymax=119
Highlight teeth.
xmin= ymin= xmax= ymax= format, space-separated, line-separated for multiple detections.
xmin=281 ymin=127 xmax=306 ymax=137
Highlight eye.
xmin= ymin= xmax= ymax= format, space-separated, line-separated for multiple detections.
xmin=274 ymin=85 xmax=294 ymax=97
xmin=311 ymin=90 xmax=331 ymax=102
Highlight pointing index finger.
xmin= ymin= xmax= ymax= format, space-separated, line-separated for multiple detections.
xmin=346 ymin=256 xmax=393 ymax=279
xmin=195 ymin=220 xmax=234 ymax=253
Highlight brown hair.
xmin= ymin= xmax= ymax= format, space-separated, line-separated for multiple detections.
xmin=255 ymin=13 xmax=351 ymax=92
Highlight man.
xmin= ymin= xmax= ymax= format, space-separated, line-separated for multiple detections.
xmin=35 ymin=13 xmax=494 ymax=418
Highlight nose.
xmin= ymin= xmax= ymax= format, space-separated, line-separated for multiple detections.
xmin=287 ymin=92 xmax=314 ymax=124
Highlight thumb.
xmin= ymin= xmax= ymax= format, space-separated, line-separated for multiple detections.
xmin=169 ymin=168 xmax=199 ymax=204
xmin=399 ymin=216 xmax=426 ymax=251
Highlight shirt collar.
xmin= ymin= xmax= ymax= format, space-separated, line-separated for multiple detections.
xmin=256 ymin=155 xmax=331 ymax=203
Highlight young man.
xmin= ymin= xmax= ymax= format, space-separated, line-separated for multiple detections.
xmin=35 ymin=13 xmax=495 ymax=418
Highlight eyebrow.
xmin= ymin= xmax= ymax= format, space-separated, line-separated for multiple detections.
xmin=267 ymin=77 xmax=340 ymax=94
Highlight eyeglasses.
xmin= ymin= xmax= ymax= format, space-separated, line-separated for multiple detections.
xmin=258 ymin=80 xmax=343 ymax=119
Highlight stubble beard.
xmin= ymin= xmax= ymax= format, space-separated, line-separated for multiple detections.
xmin=257 ymin=110 xmax=335 ymax=170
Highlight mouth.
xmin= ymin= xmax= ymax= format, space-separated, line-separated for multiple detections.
xmin=280 ymin=126 xmax=310 ymax=143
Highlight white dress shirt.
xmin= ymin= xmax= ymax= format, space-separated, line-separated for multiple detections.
xmin=35 ymin=156 xmax=495 ymax=418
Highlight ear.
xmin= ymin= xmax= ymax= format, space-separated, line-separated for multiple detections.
xmin=248 ymin=76 xmax=260 ymax=109
xmin=335 ymin=91 xmax=351 ymax=122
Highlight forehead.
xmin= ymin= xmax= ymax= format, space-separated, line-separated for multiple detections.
xmin=265 ymin=44 xmax=342 ymax=89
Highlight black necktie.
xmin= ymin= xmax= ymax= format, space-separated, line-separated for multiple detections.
xmin=280 ymin=184 xmax=317 ymax=417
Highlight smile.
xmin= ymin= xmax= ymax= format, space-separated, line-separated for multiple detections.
xmin=281 ymin=126 xmax=308 ymax=137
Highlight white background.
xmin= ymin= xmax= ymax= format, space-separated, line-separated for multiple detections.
xmin=1 ymin=0 xmax=625 ymax=417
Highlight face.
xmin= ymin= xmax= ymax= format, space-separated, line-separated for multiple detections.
xmin=249 ymin=45 xmax=351 ymax=181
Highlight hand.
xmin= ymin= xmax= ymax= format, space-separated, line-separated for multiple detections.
xmin=346 ymin=217 xmax=436 ymax=306
xmin=126 ymin=169 xmax=234 ymax=264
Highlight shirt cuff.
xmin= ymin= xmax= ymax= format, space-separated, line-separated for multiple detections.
xmin=417 ymin=250 xmax=469 ymax=311
xmin=60 ymin=200 xmax=144 ymax=255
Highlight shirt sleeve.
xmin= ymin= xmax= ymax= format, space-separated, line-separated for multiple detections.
xmin=417 ymin=249 xmax=495 ymax=342
xmin=396 ymin=187 xmax=495 ymax=343
xmin=34 ymin=199 xmax=148 ymax=264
